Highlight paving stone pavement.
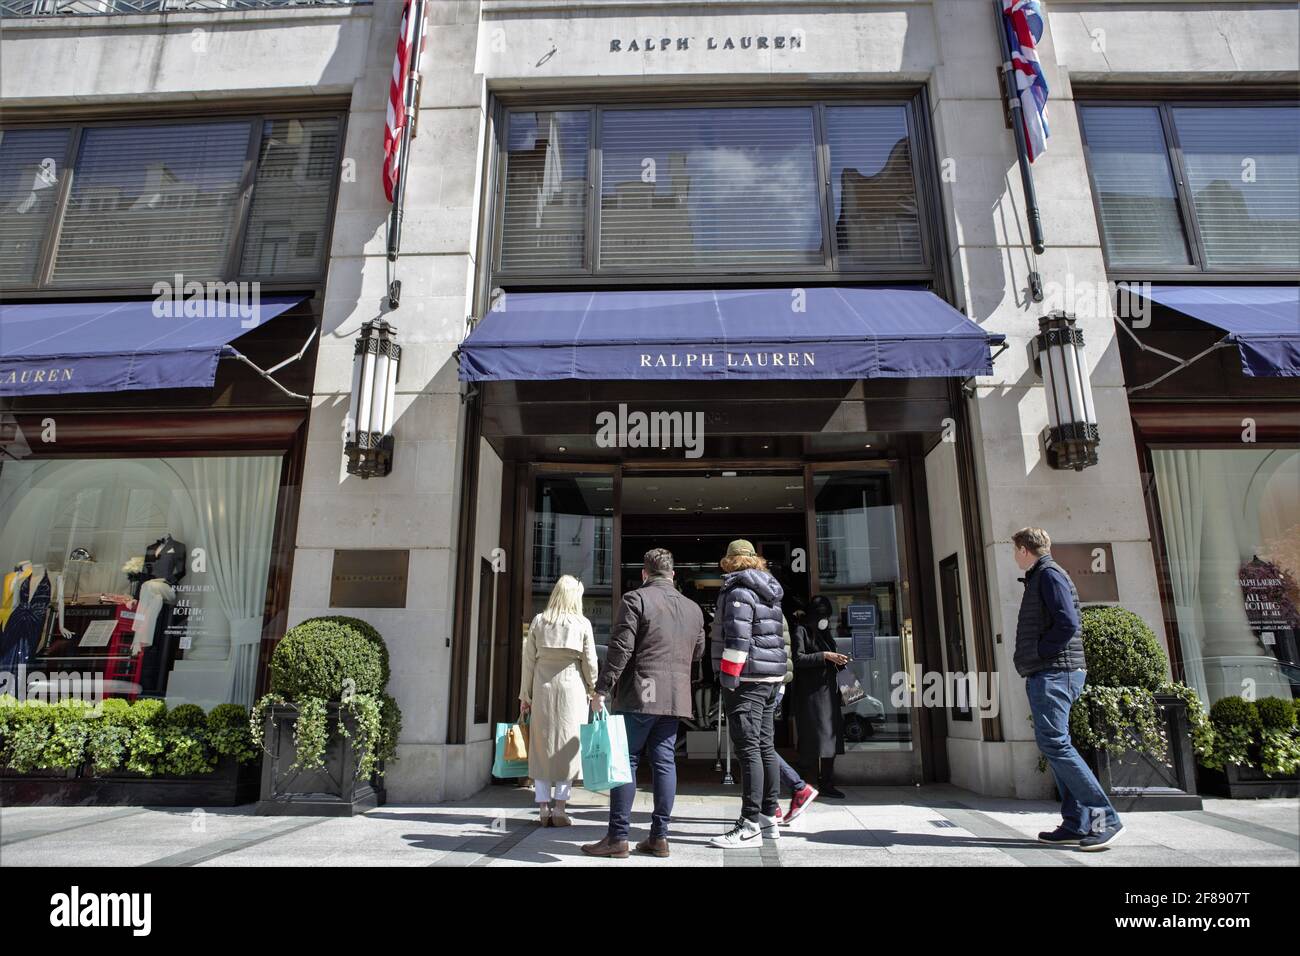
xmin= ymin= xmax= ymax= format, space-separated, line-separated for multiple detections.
xmin=1 ymin=784 xmax=1296 ymax=867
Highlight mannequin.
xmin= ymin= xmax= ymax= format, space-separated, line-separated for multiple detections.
xmin=134 ymin=534 xmax=187 ymax=693
xmin=0 ymin=561 xmax=33 ymax=631
xmin=0 ymin=563 xmax=52 ymax=677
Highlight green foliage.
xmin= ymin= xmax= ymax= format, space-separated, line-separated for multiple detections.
xmin=208 ymin=703 xmax=258 ymax=764
xmin=254 ymin=617 xmax=403 ymax=781
xmin=1256 ymin=696 xmax=1296 ymax=732
xmin=0 ymin=697 xmax=259 ymax=776
xmin=269 ymin=619 xmax=385 ymax=700
xmin=1202 ymin=695 xmax=1300 ymax=775
xmin=1039 ymin=607 xmax=1216 ymax=775
xmin=1079 ymin=606 xmax=1167 ymax=690
xmin=377 ymin=692 xmax=403 ymax=767
xmin=311 ymin=616 xmax=391 ymax=688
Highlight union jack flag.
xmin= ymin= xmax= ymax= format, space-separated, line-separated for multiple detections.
xmin=383 ymin=0 xmax=427 ymax=203
xmin=1002 ymin=0 xmax=1050 ymax=162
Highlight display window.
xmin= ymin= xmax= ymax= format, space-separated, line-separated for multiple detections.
xmin=0 ymin=454 xmax=283 ymax=710
xmin=1150 ymin=447 xmax=1300 ymax=707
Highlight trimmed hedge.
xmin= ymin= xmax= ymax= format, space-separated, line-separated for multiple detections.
xmin=269 ymin=619 xmax=385 ymax=701
xmin=1079 ymin=606 xmax=1167 ymax=690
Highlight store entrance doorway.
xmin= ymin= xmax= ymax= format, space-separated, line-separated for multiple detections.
xmin=621 ymin=469 xmax=808 ymax=780
xmin=520 ymin=459 xmax=925 ymax=787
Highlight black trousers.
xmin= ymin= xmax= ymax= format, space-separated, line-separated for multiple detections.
xmin=723 ymin=681 xmax=781 ymax=819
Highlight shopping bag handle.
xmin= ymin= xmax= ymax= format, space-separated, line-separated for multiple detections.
xmin=588 ymin=702 xmax=608 ymax=722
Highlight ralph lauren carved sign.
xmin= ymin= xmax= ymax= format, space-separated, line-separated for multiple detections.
xmin=610 ymin=34 xmax=804 ymax=53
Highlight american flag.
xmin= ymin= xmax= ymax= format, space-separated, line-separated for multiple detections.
xmin=1002 ymin=0 xmax=1050 ymax=162
xmin=383 ymin=0 xmax=427 ymax=203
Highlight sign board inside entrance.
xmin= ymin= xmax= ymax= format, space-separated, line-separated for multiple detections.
xmin=1050 ymin=543 xmax=1119 ymax=603
xmin=330 ymin=549 xmax=410 ymax=608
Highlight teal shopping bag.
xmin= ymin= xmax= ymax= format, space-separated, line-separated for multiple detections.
xmin=493 ymin=721 xmax=529 ymax=779
xmin=580 ymin=706 xmax=632 ymax=792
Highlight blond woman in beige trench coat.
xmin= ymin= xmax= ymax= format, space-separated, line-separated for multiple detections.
xmin=519 ymin=574 xmax=599 ymax=827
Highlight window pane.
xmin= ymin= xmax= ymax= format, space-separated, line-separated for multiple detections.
xmin=827 ymin=106 xmax=923 ymax=266
xmin=598 ymin=107 xmax=822 ymax=270
xmin=1080 ymin=106 xmax=1192 ymax=268
xmin=1173 ymin=106 xmax=1300 ymax=268
xmin=0 ymin=128 xmax=69 ymax=286
xmin=499 ymin=110 xmax=589 ymax=271
xmin=239 ymin=117 xmax=341 ymax=277
xmin=0 ymin=454 xmax=283 ymax=709
xmin=52 ymin=122 xmax=250 ymax=284
xmin=813 ymin=470 xmax=913 ymax=751
xmin=531 ymin=475 xmax=614 ymax=659
xmin=1151 ymin=448 xmax=1300 ymax=709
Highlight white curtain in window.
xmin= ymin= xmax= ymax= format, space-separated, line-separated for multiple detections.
xmin=189 ymin=456 xmax=280 ymax=709
xmin=1152 ymin=450 xmax=1208 ymax=704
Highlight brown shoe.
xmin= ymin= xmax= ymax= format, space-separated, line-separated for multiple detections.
xmin=580 ymin=836 xmax=629 ymax=859
xmin=635 ymin=836 xmax=670 ymax=858
xmin=550 ymin=812 xmax=573 ymax=827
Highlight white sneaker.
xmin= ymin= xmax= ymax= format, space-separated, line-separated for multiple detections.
xmin=710 ymin=817 xmax=763 ymax=848
xmin=757 ymin=813 xmax=781 ymax=841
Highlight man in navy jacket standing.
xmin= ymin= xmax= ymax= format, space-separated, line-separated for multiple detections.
xmin=1012 ymin=527 xmax=1125 ymax=851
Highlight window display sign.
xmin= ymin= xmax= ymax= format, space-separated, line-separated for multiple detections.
xmin=1238 ymin=557 xmax=1300 ymax=645
xmin=847 ymin=603 xmax=877 ymax=659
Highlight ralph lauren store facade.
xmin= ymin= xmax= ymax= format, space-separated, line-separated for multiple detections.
xmin=1 ymin=0 xmax=1295 ymax=803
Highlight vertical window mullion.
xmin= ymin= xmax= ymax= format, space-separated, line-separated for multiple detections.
xmin=814 ymin=102 xmax=836 ymax=272
xmin=903 ymin=98 xmax=933 ymax=272
xmin=34 ymin=123 xmax=82 ymax=290
xmin=1160 ymin=103 xmax=1208 ymax=271
xmin=588 ymin=106 xmax=600 ymax=276
xmin=226 ymin=116 xmax=263 ymax=280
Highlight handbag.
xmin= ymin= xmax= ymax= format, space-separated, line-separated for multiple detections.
xmin=492 ymin=721 xmax=529 ymax=779
xmin=837 ymin=666 xmax=866 ymax=706
xmin=504 ymin=714 xmax=529 ymax=761
xmin=580 ymin=705 xmax=633 ymax=792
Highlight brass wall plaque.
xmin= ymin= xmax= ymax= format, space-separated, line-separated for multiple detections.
xmin=1051 ymin=543 xmax=1119 ymax=603
xmin=330 ymin=549 xmax=409 ymax=608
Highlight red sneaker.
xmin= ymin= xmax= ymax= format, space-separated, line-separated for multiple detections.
xmin=784 ymin=784 xmax=819 ymax=824
xmin=774 ymin=805 xmax=784 ymax=821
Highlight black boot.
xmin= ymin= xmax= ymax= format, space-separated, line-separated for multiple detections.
xmin=818 ymin=758 xmax=846 ymax=799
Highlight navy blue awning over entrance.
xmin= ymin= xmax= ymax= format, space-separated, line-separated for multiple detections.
xmin=457 ymin=288 xmax=1003 ymax=382
xmin=1138 ymin=284 xmax=1300 ymax=377
xmin=0 ymin=295 xmax=305 ymax=396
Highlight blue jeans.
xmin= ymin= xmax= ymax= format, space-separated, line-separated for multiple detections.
xmin=607 ymin=713 xmax=679 ymax=842
xmin=1026 ymin=668 xmax=1121 ymax=834
xmin=777 ymin=753 xmax=805 ymax=793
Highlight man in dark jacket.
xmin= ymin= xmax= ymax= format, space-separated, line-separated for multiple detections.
xmin=1013 ymin=527 xmax=1124 ymax=851
xmin=709 ymin=540 xmax=788 ymax=848
xmin=582 ymin=547 xmax=704 ymax=860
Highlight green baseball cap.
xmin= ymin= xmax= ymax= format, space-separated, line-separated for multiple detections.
xmin=725 ymin=539 xmax=757 ymax=558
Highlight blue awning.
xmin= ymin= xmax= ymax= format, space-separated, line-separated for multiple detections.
xmin=0 ymin=295 xmax=305 ymax=396
xmin=1139 ymin=285 xmax=1300 ymax=377
xmin=458 ymin=288 xmax=1003 ymax=381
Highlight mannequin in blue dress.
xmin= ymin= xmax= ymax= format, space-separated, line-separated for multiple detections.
xmin=0 ymin=567 xmax=52 ymax=678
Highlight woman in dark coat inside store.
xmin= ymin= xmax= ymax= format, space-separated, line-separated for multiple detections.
xmin=790 ymin=594 xmax=848 ymax=797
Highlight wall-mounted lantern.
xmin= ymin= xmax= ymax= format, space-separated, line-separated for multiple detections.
xmin=1032 ymin=311 xmax=1099 ymax=471
xmin=344 ymin=319 xmax=400 ymax=479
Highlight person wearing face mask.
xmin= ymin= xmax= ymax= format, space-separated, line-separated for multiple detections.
xmin=789 ymin=593 xmax=848 ymax=803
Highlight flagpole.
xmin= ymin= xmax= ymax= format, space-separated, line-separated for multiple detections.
xmin=993 ymin=0 xmax=1047 ymax=272
xmin=386 ymin=0 xmax=426 ymax=308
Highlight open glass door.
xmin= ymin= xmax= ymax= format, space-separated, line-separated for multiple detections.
xmin=525 ymin=465 xmax=620 ymax=669
xmin=806 ymin=464 xmax=916 ymax=752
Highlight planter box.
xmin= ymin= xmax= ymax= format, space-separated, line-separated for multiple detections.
xmin=1197 ymin=763 xmax=1300 ymax=799
xmin=255 ymin=703 xmax=384 ymax=817
xmin=0 ymin=757 xmax=260 ymax=807
xmin=1083 ymin=693 xmax=1203 ymax=811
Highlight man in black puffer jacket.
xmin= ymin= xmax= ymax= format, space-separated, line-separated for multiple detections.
xmin=1013 ymin=527 xmax=1124 ymax=852
xmin=708 ymin=539 xmax=787 ymax=848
